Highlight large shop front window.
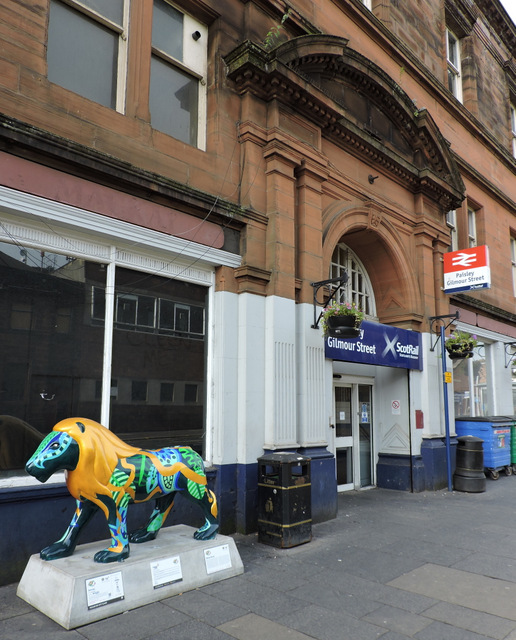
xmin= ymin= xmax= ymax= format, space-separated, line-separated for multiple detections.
xmin=453 ymin=343 xmax=487 ymax=417
xmin=0 ymin=242 xmax=207 ymax=474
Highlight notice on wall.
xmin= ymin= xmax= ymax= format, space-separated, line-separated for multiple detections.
xmin=151 ymin=556 xmax=183 ymax=589
xmin=204 ymin=544 xmax=232 ymax=575
xmin=391 ymin=400 xmax=401 ymax=415
xmin=85 ymin=571 xmax=124 ymax=610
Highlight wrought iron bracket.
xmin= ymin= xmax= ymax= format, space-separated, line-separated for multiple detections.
xmin=504 ymin=343 xmax=516 ymax=368
xmin=428 ymin=312 xmax=460 ymax=352
xmin=310 ymin=274 xmax=348 ymax=329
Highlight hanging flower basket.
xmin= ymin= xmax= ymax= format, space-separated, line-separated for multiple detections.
xmin=445 ymin=330 xmax=478 ymax=360
xmin=321 ymin=302 xmax=364 ymax=339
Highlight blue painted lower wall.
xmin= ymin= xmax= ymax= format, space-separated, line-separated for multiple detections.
xmin=0 ymin=484 xmax=157 ymax=586
xmin=298 ymin=447 xmax=338 ymax=523
xmin=376 ymin=438 xmax=458 ymax=492
xmin=214 ymin=446 xmax=338 ymax=535
xmin=420 ymin=437 xmax=458 ymax=490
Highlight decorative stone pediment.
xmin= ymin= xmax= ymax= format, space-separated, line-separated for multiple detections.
xmin=224 ymin=35 xmax=465 ymax=211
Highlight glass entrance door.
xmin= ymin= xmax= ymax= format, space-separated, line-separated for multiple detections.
xmin=333 ymin=383 xmax=374 ymax=491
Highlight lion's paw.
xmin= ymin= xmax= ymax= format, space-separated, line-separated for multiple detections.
xmin=128 ymin=529 xmax=158 ymax=544
xmin=194 ymin=523 xmax=219 ymax=540
xmin=40 ymin=541 xmax=75 ymax=561
xmin=94 ymin=545 xmax=130 ymax=563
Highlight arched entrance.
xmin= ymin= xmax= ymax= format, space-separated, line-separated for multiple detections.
xmin=324 ymin=205 xmax=423 ymax=491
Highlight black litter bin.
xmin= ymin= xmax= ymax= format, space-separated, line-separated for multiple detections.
xmin=257 ymin=452 xmax=311 ymax=548
xmin=453 ymin=435 xmax=486 ymax=493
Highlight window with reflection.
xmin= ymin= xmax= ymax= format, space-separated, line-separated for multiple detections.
xmin=149 ymin=0 xmax=207 ymax=147
xmin=107 ymin=267 xmax=207 ymax=453
xmin=0 ymin=243 xmax=208 ymax=474
xmin=446 ymin=28 xmax=462 ymax=102
xmin=453 ymin=343 xmax=487 ymax=417
xmin=0 ymin=241 xmax=105 ymax=471
xmin=47 ymin=0 xmax=127 ymax=110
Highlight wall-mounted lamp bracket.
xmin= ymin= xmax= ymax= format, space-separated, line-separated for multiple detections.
xmin=428 ymin=312 xmax=460 ymax=351
xmin=368 ymin=174 xmax=379 ymax=184
xmin=310 ymin=274 xmax=348 ymax=329
xmin=504 ymin=343 xmax=516 ymax=368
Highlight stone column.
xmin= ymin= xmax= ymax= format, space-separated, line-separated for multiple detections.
xmin=262 ymin=141 xmax=299 ymax=448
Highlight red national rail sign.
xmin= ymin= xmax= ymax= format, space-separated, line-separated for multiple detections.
xmin=443 ymin=245 xmax=490 ymax=293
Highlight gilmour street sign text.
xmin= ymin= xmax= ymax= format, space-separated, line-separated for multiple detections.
xmin=325 ymin=320 xmax=423 ymax=370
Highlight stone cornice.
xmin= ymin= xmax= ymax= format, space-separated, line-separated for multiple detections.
xmin=454 ymin=153 xmax=516 ymax=214
xmin=0 ymin=114 xmax=248 ymax=229
xmin=453 ymin=293 xmax=516 ymax=326
xmin=476 ymin=0 xmax=516 ymax=57
xmin=224 ymin=37 xmax=465 ymax=211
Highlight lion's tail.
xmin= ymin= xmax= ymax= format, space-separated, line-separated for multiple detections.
xmin=207 ymin=488 xmax=218 ymax=518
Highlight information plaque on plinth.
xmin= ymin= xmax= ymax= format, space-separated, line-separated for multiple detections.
xmin=17 ymin=525 xmax=244 ymax=629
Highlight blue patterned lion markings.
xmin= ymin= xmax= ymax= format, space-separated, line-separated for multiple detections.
xmin=25 ymin=417 xmax=218 ymax=563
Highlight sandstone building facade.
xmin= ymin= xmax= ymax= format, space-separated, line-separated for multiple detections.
xmin=0 ymin=0 xmax=515 ymax=583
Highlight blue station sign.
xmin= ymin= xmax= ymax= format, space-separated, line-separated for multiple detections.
xmin=325 ymin=320 xmax=423 ymax=370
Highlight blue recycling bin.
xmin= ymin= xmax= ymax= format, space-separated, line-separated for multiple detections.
xmin=455 ymin=417 xmax=512 ymax=480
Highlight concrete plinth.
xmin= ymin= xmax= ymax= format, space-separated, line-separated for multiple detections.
xmin=17 ymin=525 xmax=244 ymax=629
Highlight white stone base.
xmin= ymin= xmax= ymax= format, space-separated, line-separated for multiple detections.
xmin=17 ymin=525 xmax=244 ymax=629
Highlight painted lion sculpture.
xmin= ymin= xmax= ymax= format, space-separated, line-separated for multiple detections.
xmin=25 ymin=417 xmax=218 ymax=563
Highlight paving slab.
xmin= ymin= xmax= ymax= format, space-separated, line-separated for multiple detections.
xmin=362 ymin=603 xmax=432 ymax=635
xmin=278 ymin=602 xmax=384 ymax=640
xmin=415 ymin=620 xmax=493 ymax=640
xmin=388 ymin=563 xmax=516 ymax=621
xmin=161 ymin=589 xmax=247 ymax=626
xmin=422 ymin=601 xmax=516 ymax=640
xmin=218 ymin=613 xmax=313 ymax=640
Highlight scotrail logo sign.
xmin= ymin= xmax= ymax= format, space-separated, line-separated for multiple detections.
xmin=325 ymin=321 xmax=422 ymax=370
xmin=443 ymin=246 xmax=490 ymax=293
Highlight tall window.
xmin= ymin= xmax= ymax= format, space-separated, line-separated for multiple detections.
xmin=453 ymin=341 xmax=487 ymax=417
xmin=149 ymin=0 xmax=207 ymax=148
xmin=446 ymin=210 xmax=458 ymax=252
xmin=446 ymin=28 xmax=462 ymax=102
xmin=330 ymin=244 xmax=376 ymax=317
xmin=47 ymin=0 xmax=128 ymax=111
xmin=511 ymin=236 xmax=516 ymax=297
xmin=511 ymin=104 xmax=516 ymax=158
xmin=467 ymin=206 xmax=477 ymax=247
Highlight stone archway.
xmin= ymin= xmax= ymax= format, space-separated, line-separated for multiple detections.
xmin=323 ymin=201 xmax=423 ymax=330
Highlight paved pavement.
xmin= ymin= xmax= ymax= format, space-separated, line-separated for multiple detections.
xmin=4 ymin=478 xmax=516 ymax=639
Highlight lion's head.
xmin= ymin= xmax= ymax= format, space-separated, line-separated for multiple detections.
xmin=50 ymin=418 xmax=142 ymax=502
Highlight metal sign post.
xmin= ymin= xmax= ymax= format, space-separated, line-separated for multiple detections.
xmin=430 ymin=312 xmax=459 ymax=492
xmin=440 ymin=323 xmax=452 ymax=491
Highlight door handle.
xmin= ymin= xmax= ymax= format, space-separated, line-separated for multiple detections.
xmin=330 ymin=424 xmax=335 ymax=429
